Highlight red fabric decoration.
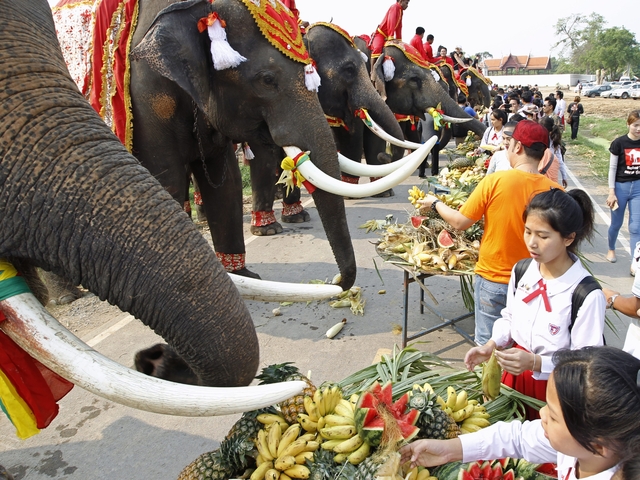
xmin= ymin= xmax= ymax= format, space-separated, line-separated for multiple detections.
xmin=193 ymin=191 xmax=203 ymax=206
xmin=522 ymin=279 xmax=552 ymax=312
xmin=282 ymin=201 xmax=303 ymax=216
xmin=215 ymin=252 xmax=246 ymax=272
xmin=325 ymin=114 xmax=349 ymax=130
xmin=0 ymin=317 xmax=73 ymax=429
xmin=197 ymin=12 xmax=226 ymax=33
xmin=251 ymin=210 xmax=277 ymax=227
xmin=341 ymin=174 xmax=359 ymax=184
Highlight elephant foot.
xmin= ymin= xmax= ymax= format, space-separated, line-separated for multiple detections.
xmin=250 ymin=222 xmax=283 ymax=236
xmin=232 ymin=267 xmax=261 ymax=279
xmin=281 ymin=210 xmax=310 ymax=223
xmin=372 ymin=188 xmax=395 ymax=198
xmin=134 ymin=344 xmax=199 ymax=385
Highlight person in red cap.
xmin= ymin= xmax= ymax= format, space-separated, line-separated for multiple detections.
xmin=418 ymin=120 xmax=561 ymax=346
xmin=370 ymin=0 xmax=410 ymax=60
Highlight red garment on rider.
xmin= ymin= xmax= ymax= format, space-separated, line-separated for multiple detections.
xmin=370 ymin=2 xmax=404 ymax=56
xmin=424 ymin=42 xmax=436 ymax=63
xmin=438 ymin=55 xmax=454 ymax=68
xmin=409 ymin=35 xmax=427 ymax=60
xmin=281 ymin=0 xmax=301 ymax=20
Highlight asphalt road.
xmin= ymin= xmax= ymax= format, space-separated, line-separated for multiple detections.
xmin=1 ymin=151 xmax=637 ymax=480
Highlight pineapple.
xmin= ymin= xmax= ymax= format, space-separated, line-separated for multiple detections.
xmin=409 ymin=388 xmax=460 ymax=440
xmin=177 ymin=409 xmax=267 ymax=480
xmin=308 ymin=449 xmax=356 ymax=480
xmin=449 ymin=156 xmax=476 ymax=170
xmin=256 ymin=363 xmax=317 ymax=423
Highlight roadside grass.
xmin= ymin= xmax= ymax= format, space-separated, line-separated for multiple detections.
xmin=566 ymin=116 xmax=627 ymax=179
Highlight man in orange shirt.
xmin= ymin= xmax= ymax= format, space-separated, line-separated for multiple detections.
xmin=418 ymin=121 xmax=561 ymax=344
xmin=370 ymin=0 xmax=410 ymax=60
xmin=409 ymin=27 xmax=427 ymax=60
xmin=423 ymin=34 xmax=436 ymax=63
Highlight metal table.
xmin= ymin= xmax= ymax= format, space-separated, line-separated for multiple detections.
xmin=398 ymin=264 xmax=476 ymax=347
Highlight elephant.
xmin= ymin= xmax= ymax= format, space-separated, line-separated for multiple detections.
xmin=371 ymin=41 xmax=487 ymax=177
xmin=460 ymin=67 xmax=492 ymax=109
xmin=1 ymin=0 xmax=313 ymax=409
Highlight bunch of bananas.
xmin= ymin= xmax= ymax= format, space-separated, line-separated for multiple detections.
xmin=404 ymin=466 xmax=438 ymax=480
xmin=441 ymin=386 xmax=491 ymax=434
xmin=319 ymin=399 xmax=369 ymax=465
xmin=408 ymin=186 xmax=426 ymax=206
xmin=438 ymin=166 xmax=485 ymax=189
xmin=297 ymin=386 xmax=343 ymax=433
xmin=253 ymin=420 xmax=319 ymax=480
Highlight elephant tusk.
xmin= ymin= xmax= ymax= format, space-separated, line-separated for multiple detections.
xmin=283 ymin=137 xmax=436 ymax=198
xmin=440 ymin=114 xmax=472 ymax=124
xmin=338 ymin=152 xmax=414 ymax=177
xmin=0 ymin=293 xmax=306 ymax=416
xmin=229 ymin=274 xmax=342 ymax=301
xmin=359 ymin=114 xmax=423 ymax=150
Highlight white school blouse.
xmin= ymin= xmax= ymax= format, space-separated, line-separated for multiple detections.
xmin=459 ymin=420 xmax=621 ymax=480
xmin=490 ymin=256 xmax=606 ymax=380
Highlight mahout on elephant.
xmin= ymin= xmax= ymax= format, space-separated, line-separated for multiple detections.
xmin=460 ymin=67 xmax=492 ymax=109
xmin=371 ymin=41 xmax=487 ymax=177
xmin=0 ymin=0 xmax=331 ymax=417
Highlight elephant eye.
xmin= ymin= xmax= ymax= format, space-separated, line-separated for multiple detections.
xmin=340 ymin=63 xmax=357 ymax=79
xmin=257 ymin=71 xmax=278 ymax=89
xmin=409 ymin=76 xmax=422 ymax=88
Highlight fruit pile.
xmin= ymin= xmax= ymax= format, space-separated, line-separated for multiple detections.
xmin=178 ymin=348 xmax=549 ymax=480
xmin=437 ymin=164 xmax=486 ymax=189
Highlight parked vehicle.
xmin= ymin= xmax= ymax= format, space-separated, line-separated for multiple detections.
xmin=612 ymin=83 xmax=640 ymax=99
xmin=584 ymin=84 xmax=613 ymax=97
xmin=631 ymin=87 xmax=640 ymax=100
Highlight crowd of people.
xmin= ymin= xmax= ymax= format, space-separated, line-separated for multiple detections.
xmin=369 ymin=3 xmax=640 ymax=477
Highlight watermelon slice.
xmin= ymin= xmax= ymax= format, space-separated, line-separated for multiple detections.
xmin=411 ymin=216 xmax=427 ymax=228
xmin=437 ymin=229 xmax=455 ymax=248
xmin=355 ymin=381 xmax=420 ymax=447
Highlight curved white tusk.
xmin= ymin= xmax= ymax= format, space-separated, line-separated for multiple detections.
xmin=284 ymin=136 xmax=436 ymax=198
xmin=0 ymin=293 xmax=305 ymax=416
xmin=359 ymin=115 xmax=423 ymax=150
xmin=441 ymin=114 xmax=472 ymax=123
xmin=338 ymin=152 xmax=413 ymax=177
xmin=229 ymin=273 xmax=342 ymax=301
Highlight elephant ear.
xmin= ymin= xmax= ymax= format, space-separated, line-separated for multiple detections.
xmin=371 ymin=54 xmax=387 ymax=100
xmin=130 ymin=0 xmax=217 ymax=115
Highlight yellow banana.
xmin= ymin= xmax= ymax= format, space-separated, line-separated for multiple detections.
xmin=473 ymin=405 xmax=487 ymax=413
xmin=416 ymin=468 xmax=431 ymax=480
xmin=275 ymin=455 xmax=296 ymax=471
xmin=482 ymin=350 xmax=502 ymax=401
xmin=322 ymin=388 xmax=333 ymax=416
xmin=349 ymin=394 xmax=359 ymax=406
xmin=444 ymin=407 xmax=453 ymax=416
xmin=284 ymin=465 xmax=311 ymax=479
xmin=468 ymin=399 xmax=479 ymax=405
xmin=280 ymin=474 xmax=292 ymax=480
xmin=459 ymin=404 xmax=476 ymax=421
xmin=277 ymin=424 xmax=301 ymax=457
xmin=453 ymin=390 xmax=468 ymax=412
xmin=303 ymin=396 xmax=319 ymax=422
xmin=426 ymin=477 xmax=439 ymax=480
xmin=462 ymin=417 xmax=491 ymax=428
xmin=451 ymin=408 xmax=467 ymax=423
xmin=446 ymin=386 xmax=457 ymax=410
xmin=320 ymin=425 xmax=357 ymax=440
xmin=320 ymin=439 xmax=344 ymax=450
xmin=329 ymin=385 xmax=341 ymax=412
xmin=405 ymin=466 xmax=419 ymax=480
xmin=256 ymin=454 xmax=266 ymax=466
xmin=294 ymin=451 xmax=314 ymax=465
xmin=297 ymin=414 xmax=317 ymax=433
xmin=436 ymin=396 xmax=446 ymax=409
xmin=339 ymin=399 xmax=355 ymax=412
xmin=257 ymin=429 xmax=275 ymax=461
xmin=459 ymin=422 xmax=482 ymax=433
xmin=332 ymin=434 xmax=364 ymax=454
xmin=333 ymin=453 xmax=348 ymax=464
xmin=334 ymin=403 xmax=354 ymax=419
xmin=459 ymin=426 xmax=472 ymax=435
xmin=304 ymin=441 xmax=320 ymax=452
xmin=469 ymin=412 xmax=490 ymax=419
xmin=347 ymin=440 xmax=370 ymax=465
xmin=268 ymin=422 xmax=282 ymax=459
xmin=265 ymin=468 xmax=280 ymax=480
xmin=422 ymin=383 xmax=435 ymax=394
xmin=298 ymin=433 xmax=317 ymax=442
xmin=280 ymin=439 xmax=308 ymax=459
xmin=323 ymin=414 xmax=355 ymax=427
xmin=251 ymin=461 xmax=274 ymax=480
xmin=258 ymin=413 xmax=289 ymax=427
xmin=313 ymin=390 xmax=325 ymax=417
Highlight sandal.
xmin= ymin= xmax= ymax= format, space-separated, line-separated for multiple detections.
xmin=606 ymin=252 xmax=617 ymax=263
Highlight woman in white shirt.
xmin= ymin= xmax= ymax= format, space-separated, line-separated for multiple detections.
xmin=480 ymin=109 xmax=507 ymax=152
xmin=465 ymin=189 xmax=604 ymax=419
xmin=400 ymin=346 xmax=640 ymax=480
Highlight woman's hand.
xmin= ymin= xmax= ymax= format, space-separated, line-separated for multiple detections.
xmin=606 ymin=193 xmax=618 ymax=209
xmin=399 ymin=439 xmax=462 ymax=468
xmin=495 ymin=348 xmax=534 ymax=375
xmin=464 ymin=342 xmax=495 ymax=371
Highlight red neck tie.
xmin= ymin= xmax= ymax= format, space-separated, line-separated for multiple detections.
xmin=522 ymin=279 xmax=552 ymax=312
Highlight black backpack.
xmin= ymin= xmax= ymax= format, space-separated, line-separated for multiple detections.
xmin=513 ymin=258 xmax=602 ymax=335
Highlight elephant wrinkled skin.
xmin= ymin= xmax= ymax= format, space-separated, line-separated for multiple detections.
xmin=1 ymin=0 xmax=262 ymax=387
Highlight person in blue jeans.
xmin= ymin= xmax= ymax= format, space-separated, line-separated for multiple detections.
xmin=606 ymin=110 xmax=640 ymax=274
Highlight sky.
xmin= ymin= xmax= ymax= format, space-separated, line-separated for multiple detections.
xmin=296 ymin=0 xmax=639 ymax=60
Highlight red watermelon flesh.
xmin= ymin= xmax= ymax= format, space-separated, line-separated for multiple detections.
xmin=502 ymin=469 xmax=515 ymax=480
xmin=411 ymin=216 xmax=427 ymax=228
xmin=355 ymin=381 xmax=420 ymax=446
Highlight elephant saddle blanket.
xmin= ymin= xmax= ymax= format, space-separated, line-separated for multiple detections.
xmin=0 ymin=261 xmax=74 ymax=439
xmin=52 ymin=0 xmax=139 ymax=152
